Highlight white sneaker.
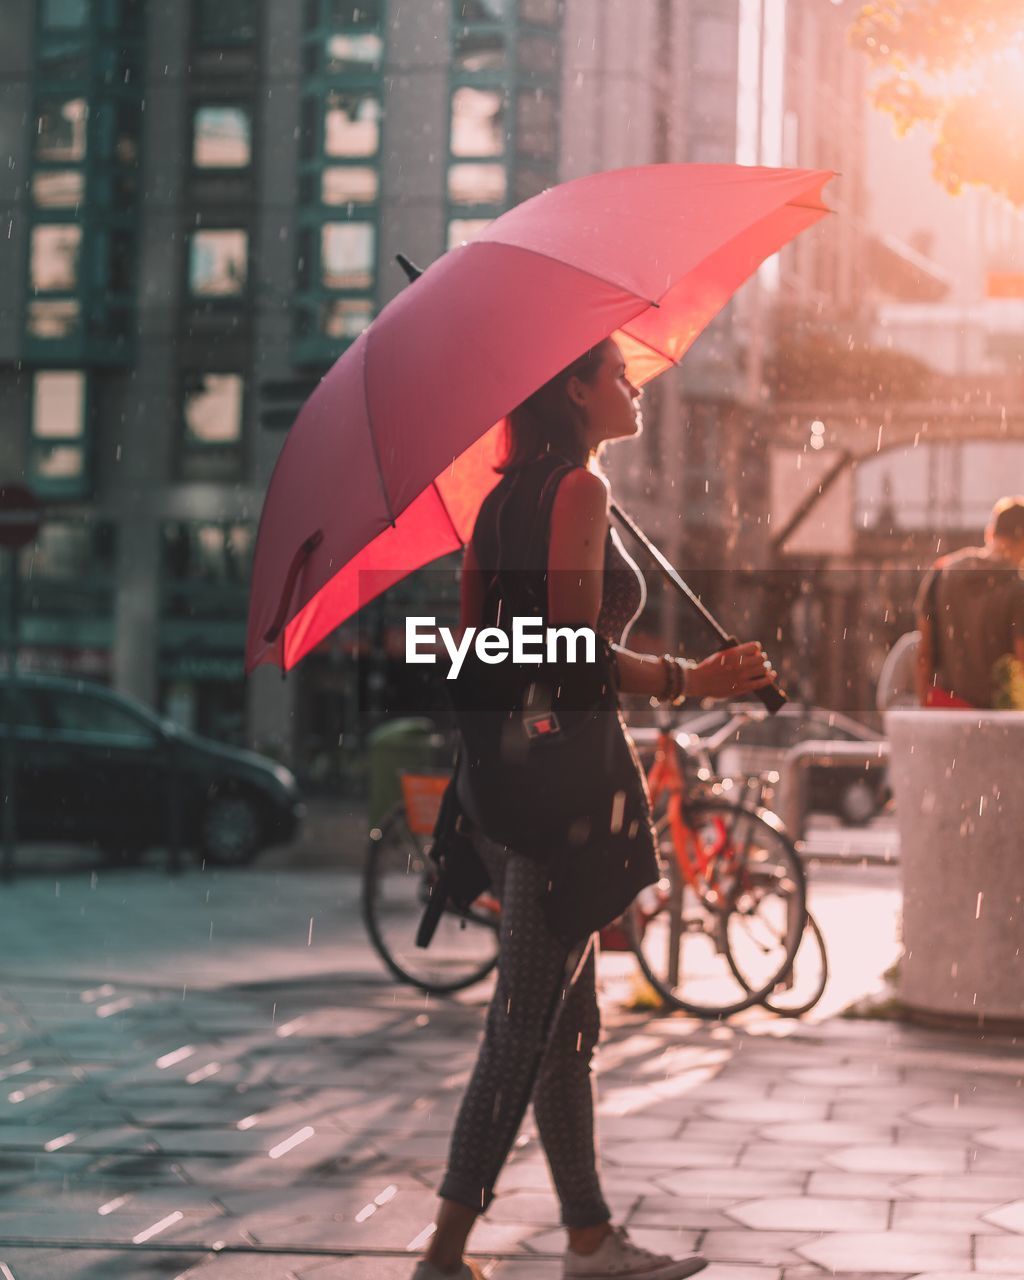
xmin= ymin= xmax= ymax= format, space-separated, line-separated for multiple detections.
xmin=409 ymin=1260 xmax=482 ymax=1280
xmin=563 ymin=1225 xmax=707 ymax=1279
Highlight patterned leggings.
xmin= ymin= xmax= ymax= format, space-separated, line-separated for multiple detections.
xmin=438 ymin=835 xmax=612 ymax=1228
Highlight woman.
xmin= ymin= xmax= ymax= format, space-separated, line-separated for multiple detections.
xmin=413 ymin=338 xmax=776 ymax=1280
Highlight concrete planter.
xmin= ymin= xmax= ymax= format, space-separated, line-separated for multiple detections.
xmin=885 ymin=709 xmax=1024 ymax=1030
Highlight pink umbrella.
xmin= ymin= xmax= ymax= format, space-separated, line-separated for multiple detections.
xmin=246 ymin=163 xmax=834 ymax=674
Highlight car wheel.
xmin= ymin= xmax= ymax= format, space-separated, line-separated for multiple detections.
xmin=200 ymin=793 xmax=263 ymax=866
xmin=838 ymin=778 xmax=879 ymax=827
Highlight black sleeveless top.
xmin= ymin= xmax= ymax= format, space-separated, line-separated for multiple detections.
xmin=470 ymin=454 xmax=646 ymax=645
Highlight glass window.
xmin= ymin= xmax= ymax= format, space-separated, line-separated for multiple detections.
xmin=27 ymin=299 xmax=80 ymax=339
xmin=42 ymin=0 xmax=88 ymax=28
xmin=183 ymin=374 xmax=244 ymax=444
xmin=195 ymin=0 xmax=258 ymax=46
xmin=324 ymin=92 xmax=381 ymax=157
xmin=455 ymin=0 xmax=510 ymax=20
xmin=321 ymin=223 xmax=375 ymax=288
xmin=322 ymin=297 xmax=374 ymax=339
xmin=454 ymin=27 xmax=506 ymax=72
xmin=329 ymin=0 xmax=381 ymax=24
xmin=31 ymin=444 xmax=85 ymax=481
xmin=322 ymin=165 xmax=379 ymax=205
xmin=447 ymin=162 xmax=507 ymax=205
xmin=31 ymin=224 xmax=81 ymax=292
xmin=32 ymin=170 xmax=85 ymax=208
xmin=520 ymin=0 xmax=559 ymax=25
xmin=447 ymin=218 xmax=491 ymax=249
xmin=450 ymin=86 xmax=505 ymax=157
xmin=517 ymin=88 xmax=556 ymax=158
xmin=33 ymin=371 xmax=85 ymax=440
xmin=28 ymin=520 xmax=112 ymax=581
xmin=48 ymin=688 xmax=157 ymax=740
xmin=325 ymin=31 xmax=383 ymax=71
xmin=35 ymin=98 xmax=88 ymax=162
xmin=188 ymin=230 xmax=248 ymax=296
xmin=192 ymin=106 xmax=252 ymax=168
xmin=163 ymin=522 xmax=254 ymax=583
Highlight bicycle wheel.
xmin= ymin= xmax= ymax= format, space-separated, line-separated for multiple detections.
xmin=627 ymin=799 xmax=806 ymax=1019
xmin=731 ymin=909 xmax=828 ymax=1018
xmin=362 ymin=805 xmax=500 ymax=995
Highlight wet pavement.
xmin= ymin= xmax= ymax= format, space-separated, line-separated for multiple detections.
xmin=0 ymin=858 xmax=1020 ymax=1279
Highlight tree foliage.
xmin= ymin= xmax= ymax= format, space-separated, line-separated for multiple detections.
xmin=849 ymin=1 xmax=1024 ymax=207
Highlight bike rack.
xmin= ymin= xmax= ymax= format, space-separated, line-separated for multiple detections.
xmin=776 ymin=739 xmax=891 ymax=849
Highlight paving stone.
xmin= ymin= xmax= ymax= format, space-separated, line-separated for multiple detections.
xmin=891 ymin=1198 xmax=1008 ymax=1234
xmin=826 ymin=1146 xmax=966 ymax=1175
xmin=0 ymin=1247 xmax=209 ymax=1278
xmin=975 ymin=1233 xmax=1024 ymax=1273
xmin=725 ymin=1196 xmax=888 ymax=1232
xmin=759 ymin=1122 xmax=895 ymax=1147
xmin=701 ymin=1228 xmax=813 ymax=1266
xmin=657 ymin=1169 xmax=805 ymax=1199
xmin=974 ymin=1126 xmax=1024 ymax=1152
xmin=602 ymin=1140 xmax=742 ymax=1169
xmin=983 ymin=1197 xmax=1024 ymax=1233
xmin=903 ymin=1174 xmax=1024 ymax=1201
xmin=907 ymin=1103 xmax=1013 ymax=1130
xmin=798 ymin=1229 xmax=971 ymax=1272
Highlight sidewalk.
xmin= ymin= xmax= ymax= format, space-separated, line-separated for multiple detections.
xmin=0 ymin=860 xmax=1020 ymax=1279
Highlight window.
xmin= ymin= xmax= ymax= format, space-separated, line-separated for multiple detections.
xmin=324 ymin=92 xmax=381 ymax=157
xmin=321 ymin=223 xmax=375 ymax=288
xmin=41 ymin=0 xmax=89 ymax=27
xmin=322 ymin=165 xmax=379 ymax=205
xmin=520 ymin=0 xmax=559 ymax=24
xmin=27 ymin=299 xmax=80 ymax=340
xmin=163 ymin=521 xmax=254 ymax=584
xmin=450 ymin=86 xmax=505 ymax=157
xmin=454 ymin=26 xmax=506 ymax=72
xmin=455 ymin=0 xmax=510 ymax=19
xmin=447 ymin=163 xmax=507 ymax=205
xmin=47 ymin=689 xmax=158 ymax=742
xmin=35 ymin=98 xmax=88 ymax=163
xmin=31 ymin=224 xmax=81 ymax=292
xmin=194 ymin=0 xmax=257 ymax=46
xmin=188 ymin=229 xmax=248 ymax=296
xmin=297 ymin=0 xmax=383 ymax=358
xmin=32 ymin=170 xmax=85 ymax=208
xmin=192 ymin=106 xmax=252 ymax=168
xmin=447 ymin=218 xmax=491 ymax=249
xmin=182 ymin=374 xmax=244 ymax=445
xmin=321 ymin=297 xmax=373 ymax=339
xmin=30 ymin=371 xmax=87 ymax=492
xmin=324 ymin=31 xmax=383 ymax=71
xmin=33 ymin=371 xmax=85 ymax=440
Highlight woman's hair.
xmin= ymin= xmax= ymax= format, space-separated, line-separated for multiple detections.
xmin=497 ymin=341 xmax=609 ymax=472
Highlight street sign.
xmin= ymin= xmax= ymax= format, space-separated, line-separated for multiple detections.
xmin=0 ymin=484 xmax=41 ymax=551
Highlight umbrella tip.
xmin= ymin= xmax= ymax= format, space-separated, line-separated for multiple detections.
xmin=396 ymin=253 xmax=424 ymax=283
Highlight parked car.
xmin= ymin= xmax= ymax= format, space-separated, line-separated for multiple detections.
xmin=637 ymin=701 xmax=889 ymax=826
xmin=0 ymin=675 xmax=303 ymax=865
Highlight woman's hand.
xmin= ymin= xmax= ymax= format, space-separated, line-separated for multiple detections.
xmin=685 ymin=642 xmax=777 ymax=701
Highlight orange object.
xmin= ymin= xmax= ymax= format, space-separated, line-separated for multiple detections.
xmin=399 ymin=772 xmax=452 ymax=835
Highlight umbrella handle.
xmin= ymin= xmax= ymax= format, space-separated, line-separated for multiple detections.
xmin=263 ymin=530 xmax=324 ymax=645
xmin=610 ymin=503 xmax=787 ymax=715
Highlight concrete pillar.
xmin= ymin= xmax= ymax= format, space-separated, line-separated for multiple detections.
xmin=885 ymin=709 xmax=1024 ymax=1031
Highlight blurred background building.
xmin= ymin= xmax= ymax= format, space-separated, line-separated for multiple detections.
xmin=7 ymin=0 xmax=1016 ymax=792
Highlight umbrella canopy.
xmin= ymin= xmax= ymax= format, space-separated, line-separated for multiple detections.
xmin=246 ymin=163 xmax=834 ymax=674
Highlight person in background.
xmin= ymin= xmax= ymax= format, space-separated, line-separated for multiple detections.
xmin=915 ymin=496 xmax=1024 ymax=710
xmin=876 ymin=630 xmax=920 ymax=715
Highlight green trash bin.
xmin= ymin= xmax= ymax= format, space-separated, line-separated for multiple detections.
xmin=367 ymin=718 xmax=446 ymax=825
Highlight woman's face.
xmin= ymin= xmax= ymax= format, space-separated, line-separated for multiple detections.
xmin=573 ymin=341 xmax=643 ymax=451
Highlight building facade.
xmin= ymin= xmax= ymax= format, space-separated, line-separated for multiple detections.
xmin=0 ymin=0 xmax=866 ymax=788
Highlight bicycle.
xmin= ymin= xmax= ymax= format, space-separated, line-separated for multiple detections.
xmin=362 ymin=707 xmax=826 ymax=1017
xmin=628 ymin=705 xmax=825 ymax=1018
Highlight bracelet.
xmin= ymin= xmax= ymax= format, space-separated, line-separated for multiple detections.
xmin=658 ymin=654 xmax=686 ymax=705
